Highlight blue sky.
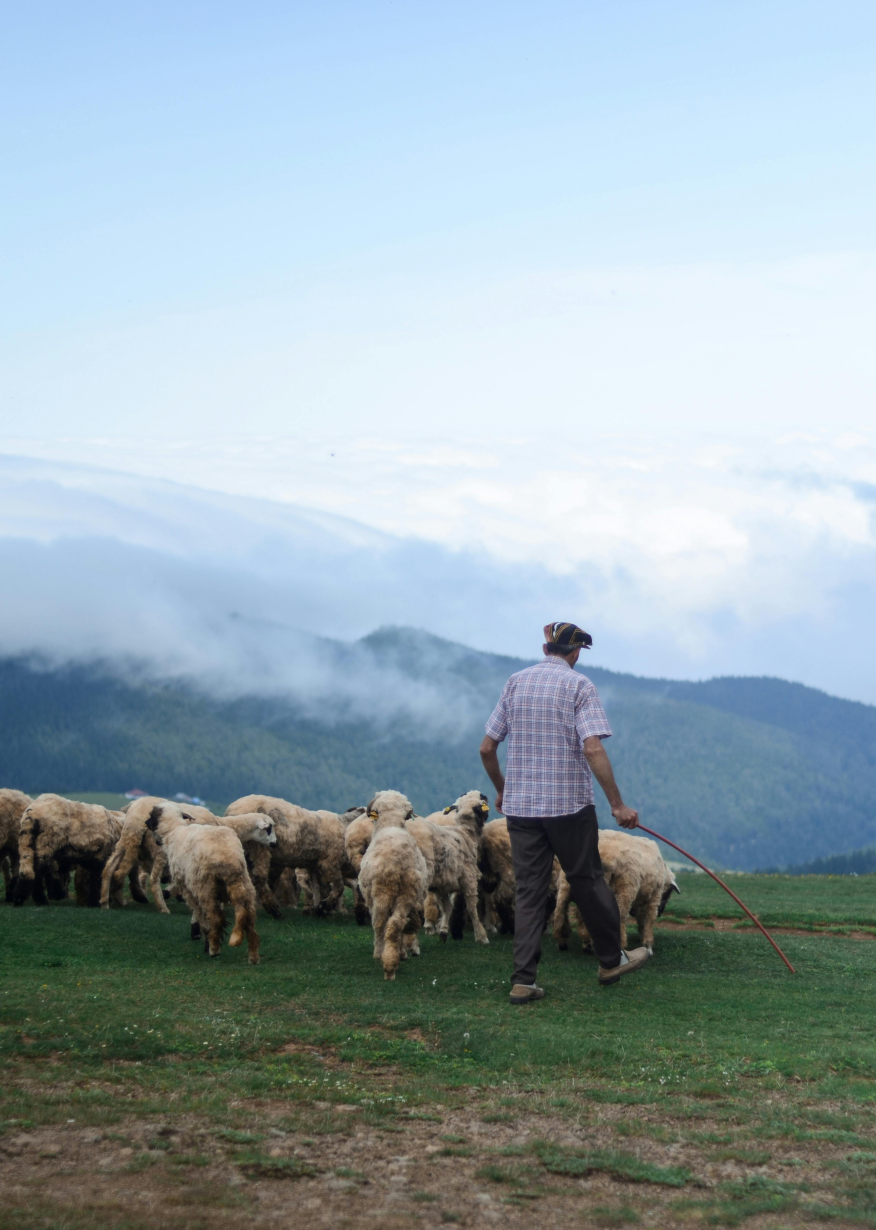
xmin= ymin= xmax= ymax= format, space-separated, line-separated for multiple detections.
xmin=2 ymin=3 xmax=875 ymax=698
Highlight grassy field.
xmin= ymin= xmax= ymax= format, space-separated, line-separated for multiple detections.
xmin=2 ymin=878 xmax=876 ymax=1229
xmin=663 ymin=871 xmax=876 ymax=930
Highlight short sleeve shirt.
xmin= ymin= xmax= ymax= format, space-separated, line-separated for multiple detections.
xmin=485 ymin=658 xmax=612 ymax=817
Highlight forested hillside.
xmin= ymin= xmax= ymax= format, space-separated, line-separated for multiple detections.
xmin=1 ymin=627 xmax=874 ymax=870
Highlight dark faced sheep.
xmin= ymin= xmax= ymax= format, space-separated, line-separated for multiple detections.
xmin=14 ymin=795 xmax=125 ymax=908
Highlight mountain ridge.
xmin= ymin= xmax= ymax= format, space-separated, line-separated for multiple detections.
xmin=1 ymin=626 xmax=874 ymax=871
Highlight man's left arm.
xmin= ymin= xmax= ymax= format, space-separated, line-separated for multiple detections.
xmin=583 ymin=736 xmax=638 ymax=829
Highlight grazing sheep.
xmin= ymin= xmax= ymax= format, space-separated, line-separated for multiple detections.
xmin=358 ymin=790 xmax=427 ymax=980
xmin=462 ymin=817 xmax=560 ymax=937
xmin=0 ymin=789 xmax=32 ymax=902
xmin=145 ymin=807 xmax=273 ymax=963
xmin=407 ymin=791 xmax=491 ymax=945
xmin=553 ymin=829 xmax=680 ymax=953
xmin=149 ymin=808 xmax=277 ymax=923
xmin=14 ymin=795 xmax=125 ymax=907
xmin=100 ymin=796 xmax=184 ymax=910
xmin=225 ymin=795 xmax=346 ymax=919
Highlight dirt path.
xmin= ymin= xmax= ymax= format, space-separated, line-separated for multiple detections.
xmin=0 ymin=1092 xmax=868 ymax=1229
xmin=657 ymin=918 xmax=876 ymax=939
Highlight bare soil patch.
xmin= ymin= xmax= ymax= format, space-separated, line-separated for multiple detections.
xmin=1 ymin=1092 xmax=871 ymax=1229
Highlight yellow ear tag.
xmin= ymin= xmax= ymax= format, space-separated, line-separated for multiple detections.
xmin=369 ymin=811 xmax=378 ymax=820
xmin=443 ymin=806 xmax=452 ymax=814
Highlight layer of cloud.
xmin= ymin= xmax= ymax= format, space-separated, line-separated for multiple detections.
xmin=1 ymin=435 xmax=875 ymax=704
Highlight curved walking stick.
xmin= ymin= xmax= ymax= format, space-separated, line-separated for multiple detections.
xmin=637 ymin=823 xmax=796 ymax=974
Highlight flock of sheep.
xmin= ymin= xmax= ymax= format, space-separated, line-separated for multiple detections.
xmin=0 ymin=786 xmax=680 ymax=980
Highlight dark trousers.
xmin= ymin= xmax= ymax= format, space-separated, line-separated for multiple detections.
xmin=507 ymin=804 xmax=622 ymax=984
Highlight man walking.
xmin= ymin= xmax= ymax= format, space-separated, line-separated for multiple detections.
xmin=480 ymin=621 xmax=651 ymax=1004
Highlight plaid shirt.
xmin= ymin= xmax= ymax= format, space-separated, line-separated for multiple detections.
xmin=485 ymin=658 xmax=612 ymax=817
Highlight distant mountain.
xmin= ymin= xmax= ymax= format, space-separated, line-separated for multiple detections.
xmin=1 ymin=626 xmax=875 ymax=871
xmin=768 ymin=845 xmax=876 ymax=876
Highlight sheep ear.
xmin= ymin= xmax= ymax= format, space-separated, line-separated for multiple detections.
xmin=443 ymin=806 xmax=453 ymax=814
xmin=671 ymin=879 xmax=681 ymax=895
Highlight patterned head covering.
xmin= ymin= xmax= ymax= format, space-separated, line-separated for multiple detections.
xmin=543 ymin=621 xmax=593 ymax=652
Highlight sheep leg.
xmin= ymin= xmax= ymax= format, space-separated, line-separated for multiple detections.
xmin=73 ymin=866 xmax=88 ymax=907
xmin=1 ymin=855 xmax=18 ymax=903
xmin=149 ymin=851 xmax=172 ymax=915
xmin=423 ymin=892 xmax=440 ymax=935
xmin=434 ymin=892 xmax=452 ymax=942
xmin=460 ymin=870 xmax=489 ymax=945
xmin=552 ymin=874 xmax=572 ymax=950
xmin=100 ymin=841 xmax=134 ymax=908
xmin=381 ymin=901 xmax=410 ymax=981
xmin=353 ymin=884 xmax=370 ymax=926
xmin=249 ymin=847 xmax=283 ymax=919
xmin=403 ymin=912 xmax=421 ymax=957
xmin=203 ymin=899 xmax=225 ymax=957
xmin=371 ymin=899 xmax=390 ymax=961
xmin=44 ymin=858 xmax=69 ymax=901
xmin=448 ymin=890 xmax=467 ymax=940
xmin=86 ymin=864 xmax=103 ymax=908
xmin=128 ymin=865 xmax=148 ymax=904
xmin=227 ymin=875 xmax=260 ymax=965
xmin=634 ymin=895 xmax=660 ymax=951
xmin=613 ymin=887 xmax=636 ymax=952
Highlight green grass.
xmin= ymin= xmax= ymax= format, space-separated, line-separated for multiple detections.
xmin=3 ymin=880 xmax=876 ymax=1226
xmin=663 ymin=870 xmax=876 ymax=928
xmin=2 ymin=886 xmax=876 ymax=1102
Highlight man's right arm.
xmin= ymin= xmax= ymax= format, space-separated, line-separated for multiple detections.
xmin=479 ymin=735 xmax=505 ymax=813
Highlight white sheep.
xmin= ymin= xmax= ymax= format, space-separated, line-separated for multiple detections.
xmin=225 ymin=795 xmax=346 ymax=918
xmin=145 ymin=806 xmax=274 ymax=963
xmin=14 ymin=794 xmax=125 ymax=907
xmin=553 ymin=829 xmax=680 ymax=953
xmin=358 ymin=790 xmax=427 ymax=980
xmin=407 ymin=790 xmax=491 ymax=944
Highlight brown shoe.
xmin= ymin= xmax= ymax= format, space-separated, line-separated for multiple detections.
xmin=509 ymin=984 xmax=545 ymax=1004
xmin=598 ymin=947 xmax=651 ymax=985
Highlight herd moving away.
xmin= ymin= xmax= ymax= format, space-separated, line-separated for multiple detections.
xmin=0 ymin=786 xmax=680 ymax=980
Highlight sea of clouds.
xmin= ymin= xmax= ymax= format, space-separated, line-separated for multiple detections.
xmin=1 ymin=431 xmax=875 ymax=707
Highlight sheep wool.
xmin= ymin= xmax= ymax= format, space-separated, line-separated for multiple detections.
xmin=145 ymin=807 xmax=271 ymax=963
xmin=0 ymin=788 xmax=32 ymax=901
xmin=407 ymin=790 xmax=491 ymax=945
xmin=225 ymin=794 xmax=346 ymax=919
xmin=100 ymin=796 xmax=187 ymax=911
xmin=358 ymin=790 xmax=427 ymax=980
xmin=14 ymin=794 xmax=125 ymax=908
xmin=553 ymin=828 xmax=680 ymax=953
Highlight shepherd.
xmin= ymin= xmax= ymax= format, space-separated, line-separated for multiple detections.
xmin=480 ymin=621 xmax=652 ymax=1004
